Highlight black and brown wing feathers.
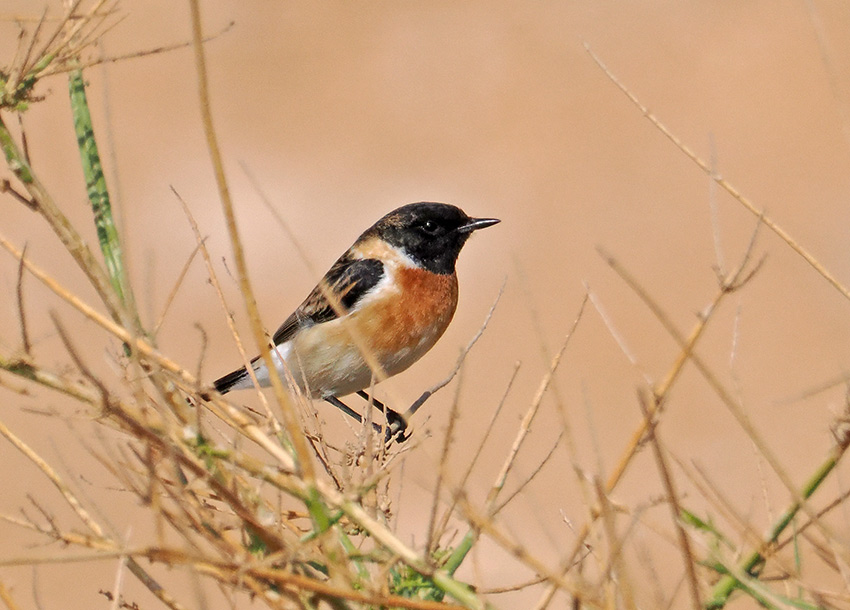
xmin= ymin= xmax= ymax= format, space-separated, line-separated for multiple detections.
xmin=271 ymin=255 xmax=385 ymax=346
xmin=214 ymin=256 xmax=384 ymax=394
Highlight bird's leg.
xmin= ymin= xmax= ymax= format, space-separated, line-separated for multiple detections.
xmin=355 ymin=390 xmax=409 ymax=442
xmin=324 ymin=396 xmax=363 ymax=423
xmin=355 ymin=389 xmax=387 ymax=412
xmin=323 ymin=396 xmax=383 ymax=435
xmin=325 ymin=395 xmax=407 ymax=442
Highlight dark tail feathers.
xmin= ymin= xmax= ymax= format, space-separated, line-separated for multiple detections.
xmin=212 ymin=367 xmax=249 ymax=395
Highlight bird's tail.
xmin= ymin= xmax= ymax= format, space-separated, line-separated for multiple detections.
xmin=212 ymin=366 xmax=251 ymax=394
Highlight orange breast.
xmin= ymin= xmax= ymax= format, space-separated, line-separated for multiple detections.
xmin=286 ymin=266 xmax=459 ymax=397
xmin=359 ymin=267 xmax=459 ymax=369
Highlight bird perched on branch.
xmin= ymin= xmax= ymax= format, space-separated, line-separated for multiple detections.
xmin=211 ymin=202 xmax=499 ymax=439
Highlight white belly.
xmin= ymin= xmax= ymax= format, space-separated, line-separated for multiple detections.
xmin=257 ymin=311 xmax=445 ymax=398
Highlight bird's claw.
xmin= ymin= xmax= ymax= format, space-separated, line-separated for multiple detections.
xmin=385 ymin=411 xmax=410 ymax=444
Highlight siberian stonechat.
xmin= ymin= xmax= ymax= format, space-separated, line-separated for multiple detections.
xmin=211 ymin=202 xmax=499 ymax=437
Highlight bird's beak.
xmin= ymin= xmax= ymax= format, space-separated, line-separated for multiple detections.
xmin=458 ymin=217 xmax=500 ymax=233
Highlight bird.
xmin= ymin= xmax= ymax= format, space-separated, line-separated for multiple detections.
xmin=210 ymin=202 xmax=499 ymax=438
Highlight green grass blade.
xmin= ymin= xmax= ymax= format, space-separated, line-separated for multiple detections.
xmin=705 ymin=439 xmax=849 ymax=608
xmin=68 ymin=67 xmax=131 ymax=309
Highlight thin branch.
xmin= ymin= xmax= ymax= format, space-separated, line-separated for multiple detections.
xmin=187 ymin=0 xmax=312 ymax=478
xmin=586 ymin=284 xmax=651 ymax=386
xmin=0 ymin=179 xmax=36 ymax=209
xmin=439 ymin=361 xmax=521 ymax=544
xmin=459 ymin=361 xmax=521 ymax=490
xmin=672 ymin=455 xmax=760 ymax=554
xmin=585 ymin=42 xmax=850 ymax=304
xmin=532 ymin=236 xmax=761 ymax=610
xmin=457 ymin=495 xmax=600 ymax=606
xmin=637 ymin=390 xmax=702 ymax=610
xmin=41 ymin=20 xmax=236 ymax=76
xmin=596 ymin=240 xmax=760 ymax=494
xmin=15 ymin=243 xmax=31 ymax=354
xmin=597 ymin=250 xmax=850 ymax=606
xmin=15 ymin=112 xmax=30 ymax=168
xmin=19 ymin=8 xmax=49 ymax=82
xmin=153 ymin=238 xmax=203 ymax=337
xmin=0 ymin=233 xmax=297 ymax=472
xmin=170 ymin=187 xmax=276 ymax=426
xmin=486 ymin=295 xmax=585 ymax=511
xmin=491 ymin=431 xmax=563 ymax=517
xmin=0 ymin=580 xmax=23 ymax=610
xmin=426 ymin=362 xmax=465 ymax=555
xmin=707 ymin=134 xmax=726 ymax=278
xmin=478 ymin=574 xmax=549 ymax=595
xmin=0 ymin=414 xmax=105 ymax=540
xmin=594 ymin=477 xmax=637 ymax=610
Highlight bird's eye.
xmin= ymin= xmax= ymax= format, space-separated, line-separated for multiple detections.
xmin=420 ymin=220 xmax=439 ymax=234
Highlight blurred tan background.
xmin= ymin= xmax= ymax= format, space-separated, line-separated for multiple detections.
xmin=3 ymin=1 xmax=850 ymax=608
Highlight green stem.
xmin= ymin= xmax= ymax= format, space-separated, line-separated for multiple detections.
xmin=68 ymin=68 xmax=130 ymax=308
xmin=431 ymin=569 xmax=490 ymax=610
xmin=444 ymin=529 xmax=476 ymax=576
xmin=304 ymin=486 xmax=334 ymax=533
xmin=705 ymin=440 xmax=849 ymax=608
xmin=0 ymin=116 xmax=34 ymax=183
xmin=337 ymin=528 xmax=370 ymax=581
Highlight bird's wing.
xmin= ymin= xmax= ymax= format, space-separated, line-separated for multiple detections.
xmin=271 ymin=256 xmax=385 ymax=345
